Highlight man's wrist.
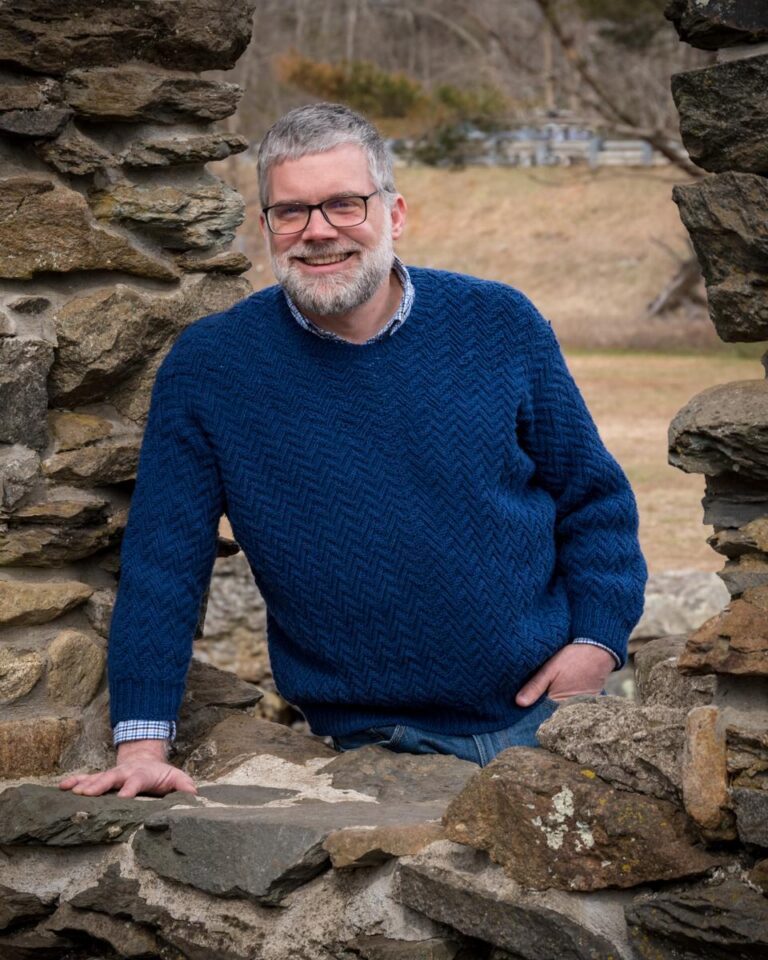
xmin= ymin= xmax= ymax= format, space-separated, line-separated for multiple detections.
xmin=116 ymin=738 xmax=170 ymax=762
xmin=571 ymin=637 xmax=622 ymax=670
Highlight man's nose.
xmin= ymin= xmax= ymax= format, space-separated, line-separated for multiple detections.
xmin=301 ymin=207 xmax=339 ymax=241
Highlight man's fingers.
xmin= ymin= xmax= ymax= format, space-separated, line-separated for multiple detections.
xmin=515 ymin=667 xmax=553 ymax=707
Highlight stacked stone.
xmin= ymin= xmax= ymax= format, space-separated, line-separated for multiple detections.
xmin=0 ymin=1 xmax=255 ymax=780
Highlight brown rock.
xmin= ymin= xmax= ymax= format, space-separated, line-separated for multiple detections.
xmin=726 ymin=721 xmax=768 ymax=789
xmin=634 ymin=635 xmax=715 ymax=709
xmin=46 ymin=629 xmax=105 ymax=707
xmin=720 ymin=554 xmax=768 ymax=597
xmin=42 ymin=434 xmax=141 ymax=485
xmin=0 ymin=513 xmax=125 ymax=566
xmin=749 ymin=858 xmax=768 ymax=895
xmin=678 ymin=587 xmax=768 ymax=676
xmin=35 ymin=122 xmax=115 ymax=175
xmin=64 ymin=66 xmax=241 ymax=124
xmin=175 ymin=249 xmax=252 ymax=274
xmin=324 ymin=821 xmax=445 ymax=869
xmin=443 ymin=748 xmax=721 ymax=891
xmin=47 ymin=409 xmax=115 ymax=451
xmin=0 ymin=579 xmax=92 ymax=627
xmin=0 ymin=717 xmax=80 ymax=777
xmin=83 ymin=588 xmax=115 ymax=638
xmin=708 ymin=517 xmax=768 ymax=558
xmin=0 ymin=75 xmax=60 ymax=111
xmin=89 ymin=177 xmax=245 ymax=250
xmin=121 ymin=131 xmax=249 ymax=167
xmin=0 ymin=649 xmax=43 ymax=703
xmin=10 ymin=493 xmax=109 ymax=525
xmin=0 ymin=177 xmax=178 ymax=281
xmin=669 ymin=380 xmax=768 ymax=479
xmin=681 ymin=706 xmax=735 ymax=840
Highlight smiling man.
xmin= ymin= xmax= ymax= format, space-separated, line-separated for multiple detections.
xmin=60 ymin=103 xmax=647 ymax=799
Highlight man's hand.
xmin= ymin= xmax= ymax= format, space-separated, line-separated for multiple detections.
xmin=515 ymin=643 xmax=615 ymax=707
xmin=58 ymin=739 xmax=197 ymax=799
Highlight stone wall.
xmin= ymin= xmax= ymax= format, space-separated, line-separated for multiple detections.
xmin=0 ymin=0 xmax=256 ymax=779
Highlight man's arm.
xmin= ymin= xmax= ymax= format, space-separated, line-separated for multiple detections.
xmin=59 ymin=334 xmax=223 ymax=797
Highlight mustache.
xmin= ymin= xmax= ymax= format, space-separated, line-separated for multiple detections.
xmin=286 ymin=242 xmax=361 ymax=259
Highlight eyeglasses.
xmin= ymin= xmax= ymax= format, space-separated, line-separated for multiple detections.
xmin=262 ymin=190 xmax=380 ymax=235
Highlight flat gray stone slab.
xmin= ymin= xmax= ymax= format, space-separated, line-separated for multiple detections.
xmin=197 ymin=784 xmax=298 ymax=805
xmin=732 ymin=787 xmax=768 ymax=847
xmin=135 ymin=800 xmax=444 ymax=905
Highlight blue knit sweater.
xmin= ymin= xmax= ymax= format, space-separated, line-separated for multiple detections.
xmin=108 ymin=267 xmax=647 ymax=736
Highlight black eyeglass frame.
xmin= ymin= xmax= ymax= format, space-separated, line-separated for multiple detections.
xmin=261 ymin=190 xmax=380 ymax=235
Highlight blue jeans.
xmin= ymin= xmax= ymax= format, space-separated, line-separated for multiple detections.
xmin=331 ymin=696 xmax=560 ymax=766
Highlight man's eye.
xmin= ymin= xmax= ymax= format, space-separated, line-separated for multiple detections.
xmin=325 ymin=198 xmax=359 ymax=212
xmin=274 ymin=204 xmax=306 ymax=219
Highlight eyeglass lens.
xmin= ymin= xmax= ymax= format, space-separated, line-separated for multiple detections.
xmin=267 ymin=196 xmax=368 ymax=234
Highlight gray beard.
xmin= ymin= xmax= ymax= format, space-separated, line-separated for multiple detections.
xmin=270 ymin=227 xmax=394 ymax=317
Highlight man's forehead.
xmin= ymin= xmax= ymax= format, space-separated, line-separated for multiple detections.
xmin=267 ymin=143 xmax=373 ymax=201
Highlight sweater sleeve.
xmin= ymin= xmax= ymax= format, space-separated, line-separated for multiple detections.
xmin=515 ymin=297 xmax=647 ymax=668
xmin=107 ymin=336 xmax=224 ymax=726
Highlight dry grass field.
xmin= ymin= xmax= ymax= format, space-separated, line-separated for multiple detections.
xmin=225 ymin=162 xmax=763 ymax=573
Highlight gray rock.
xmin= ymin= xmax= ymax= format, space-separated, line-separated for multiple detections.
xmin=672 ymin=56 xmax=768 ymax=175
xmin=0 ymin=444 xmax=39 ymax=514
xmin=83 ymin=587 xmax=115 ymax=637
xmin=719 ymin=556 xmax=768 ymax=597
xmin=665 ymin=0 xmax=768 ymax=50
xmin=0 ymin=338 xmax=54 ymax=450
xmin=395 ymin=840 xmax=634 ymax=960
xmin=135 ymin=800 xmax=445 ymax=904
xmin=7 ymin=296 xmax=51 ymax=315
xmin=673 ymin=174 xmax=768 ymax=342
xmin=626 ymin=879 xmax=768 ymax=958
xmin=121 ymin=131 xmax=249 ymax=167
xmin=703 ymin=473 xmax=768 ymax=528
xmin=0 ymin=0 xmax=257 ymax=73
xmin=669 ymin=381 xmax=768 ymax=479
xmin=634 ymin=636 xmax=716 ymax=709
xmin=89 ymin=176 xmax=245 ymax=250
xmin=536 ymin=697 xmax=686 ymax=802
xmin=0 ymin=310 xmax=14 ymax=336
xmin=0 ymin=106 xmax=71 ymax=138
xmin=0 ymin=921 xmax=75 ymax=959
xmin=319 ymin=746 xmax=478 ymax=805
xmin=0 ymin=784 xmax=198 ymax=845
xmin=0 ymin=884 xmax=54 ymax=932
xmin=342 ymin=935 xmax=471 ymax=960
xmin=35 ymin=121 xmax=115 ymax=175
xmin=44 ymin=901 xmax=161 ymax=957
xmin=64 ymin=66 xmax=241 ymax=124
xmin=732 ymin=788 xmax=768 ymax=847
xmin=631 ymin=571 xmax=729 ymax=641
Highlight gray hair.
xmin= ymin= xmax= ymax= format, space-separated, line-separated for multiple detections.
xmin=257 ymin=102 xmax=397 ymax=209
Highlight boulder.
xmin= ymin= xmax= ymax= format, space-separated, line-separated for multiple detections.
xmin=664 ymin=0 xmax=768 ymax=49
xmin=672 ymin=55 xmax=768 ymax=175
xmin=633 ymin=636 xmax=715 ymax=709
xmin=63 ymin=66 xmax=241 ymax=124
xmin=0 ymin=176 xmax=178 ymax=280
xmin=669 ymin=381 xmax=768 ymax=479
xmin=0 ymin=717 xmax=80 ymax=777
xmin=626 ymin=879 xmax=768 ymax=958
xmin=89 ymin=177 xmax=245 ymax=250
xmin=535 ymin=696 xmax=686 ymax=802
xmin=395 ymin=840 xmax=634 ymax=959
xmin=0 ymin=337 xmax=54 ymax=450
xmin=443 ymin=748 xmax=721 ymax=891
xmin=0 ymin=0 xmax=256 ymax=74
xmin=0 ymin=579 xmax=92 ymax=627
xmin=0 ymin=648 xmax=43 ymax=704
xmin=678 ymin=587 xmax=768 ymax=676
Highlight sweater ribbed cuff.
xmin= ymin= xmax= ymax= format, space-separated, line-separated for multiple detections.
xmin=569 ymin=613 xmax=630 ymax=669
xmin=108 ymin=679 xmax=185 ymax=728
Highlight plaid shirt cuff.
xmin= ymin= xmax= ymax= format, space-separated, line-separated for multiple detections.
xmin=113 ymin=719 xmax=177 ymax=747
xmin=571 ymin=637 xmax=622 ymax=670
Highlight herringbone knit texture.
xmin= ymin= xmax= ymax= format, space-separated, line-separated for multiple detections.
xmin=108 ymin=267 xmax=647 ymax=736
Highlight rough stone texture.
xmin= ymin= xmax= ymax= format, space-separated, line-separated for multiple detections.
xmin=0 ymin=883 xmax=53 ymax=932
xmin=0 ymin=337 xmax=54 ymax=450
xmin=678 ymin=587 xmax=768 ymax=676
xmin=726 ymin=720 xmax=768 ymax=789
xmin=535 ymin=697 xmax=686 ymax=802
xmin=90 ymin=177 xmax=246 ymax=250
xmin=83 ymin=587 xmax=115 ymax=637
xmin=63 ymin=66 xmax=241 ymax=124
xmin=673 ymin=175 xmax=768 ymax=342
xmin=135 ymin=801 xmax=446 ymax=905
xmin=669 ymin=381 xmax=768 ymax=479
xmin=44 ymin=900 xmax=161 ymax=958
xmin=122 ymin=131 xmax=249 ymax=167
xmin=703 ymin=473 xmax=768 ymax=528
xmin=325 ymin=822 xmax=447 ymax=870
xmin=732 ymin=788 xmax=768 ymax=847
xmin=7 ymin=295 xmax=51 ymax=316
xmin=630 ymin=570 xmax=729 ymax=642
xmin=319 ymin=746 xmax=478 ymax=804
xmin=0 ymin=783 xmax=198 ymax=844
xmin=709 ymin=516 xmax=768 ymax=558
xmin=665 ymin=0 xmax=768 ymax=50
xmin=443 ymin=748 xmax=720 ymax=891
xmin=183 ymin=713 xmax=336 ymax=779
xmin=396 ymin=840 xmax=634 ymax=959
xmin=49 ymin=274 xmax=249 ymax=406
xmin=0 ymin=106 xmax=71 ymax=139
xmin=0 ymin=510 xmax=126 ymax=566
xmin=719 ymin=554 xmax=768 ymax=597
xmin=42 ymin=430 xmax=141 ymax=486
xmin=0 ymin=922 xmax=74 ymax=958
xmin=0 ymin=444 xmax=39 ymax=515
xmin=0 ymin=310 xmax=15 ymax=336
xmin=0 ymin=648 xmax=43 ymax=703
xmin=626 ymin=879 xmax=768 ymax=959
xmin=634 ymin=636 xmax=716 ymax=709
xmin=681 ymin=706 xmax=735 ymax=840
xmin=0 ymin=717 xmax=80 ymax=777
xmin=341 ymin=936 xmax=470 ymax=960
xmin=0 ymin=578 xmax=92 ymax=626
xmin=175 ymin=248 xmax=252 ymax=274
xmin=34 ymin=121 xmax=114 ymax=175
xmin=46 ymin=629 xmax=105 ymax=707
xmin=749 ymin=858 xmax=768 ymax=894
xmin=0 ymin=1 xmax=257 ymax=74
xmin=0 ymin=176 xmax=178 ymax=280
xmin=9 ymin=491 xmax=110 ymax=526
xmin=672 ymin=56 xmax=768 ymax=176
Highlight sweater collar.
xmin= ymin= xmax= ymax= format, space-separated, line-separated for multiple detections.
xmin=281 ymin=256 xmax=415 ymax=345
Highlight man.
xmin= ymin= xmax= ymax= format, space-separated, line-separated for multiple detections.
xmin=60 ymin=103 xmax=647 ymax=799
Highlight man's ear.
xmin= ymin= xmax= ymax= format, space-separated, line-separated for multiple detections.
xmin=259 ymin=211 xmax=268 ymax=241
xmin=390 ymin=194 xmax=407 ymax=241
